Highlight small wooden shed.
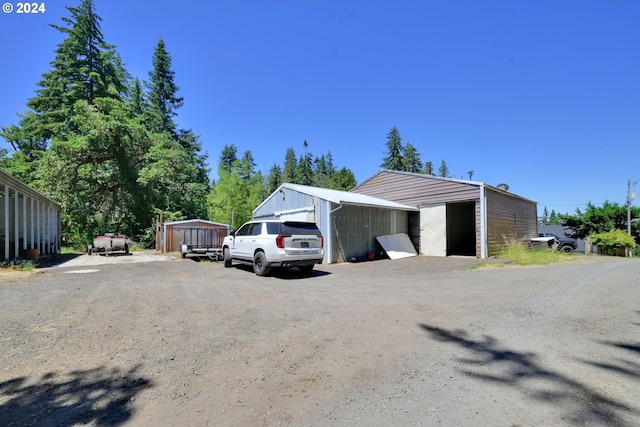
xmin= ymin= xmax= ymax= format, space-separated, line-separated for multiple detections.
xmin=163 ymin=219 xmax=229 ymax=253
xmin=353 ymin=170 xmax=538 ymax=258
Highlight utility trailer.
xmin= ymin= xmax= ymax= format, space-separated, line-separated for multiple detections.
xmin=180 ymin=228 xmax=225 ymax=260
xmin=88 ymin=233 xmax=130 ymax=255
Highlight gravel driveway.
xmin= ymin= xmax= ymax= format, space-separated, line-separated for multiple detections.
xmin=1 ymin=255 xmax=639 ymax=426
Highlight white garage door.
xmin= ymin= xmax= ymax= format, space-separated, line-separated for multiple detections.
xmin=420 ymin=203 xmax=446 ymax=257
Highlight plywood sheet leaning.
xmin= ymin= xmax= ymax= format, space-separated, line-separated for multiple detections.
xmin=376 ymin=233 xmax=417 ymax=260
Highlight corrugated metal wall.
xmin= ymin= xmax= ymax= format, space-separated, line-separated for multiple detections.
xmin=485 ymin=188 xmax=538 ymax=256
xmin=331 ymin=204 xmax=408 ymax=263
xmin=166 ymin=221 xmax=228 ymax=252
xmin=253 ymin=187 xmax=410 ymax=264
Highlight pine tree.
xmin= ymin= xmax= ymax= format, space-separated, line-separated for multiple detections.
xmin=438 ymin=160 xmax=449 ymax=178
xmin=296 ymin=141 xmax=314 ymax=185
xmin=127 ymin=77 xmax=148 ymax=119
xmin=219 ymin=144 xmax=238 ymax=174
xmin=1 ymin=0 xmax=123 ymax=157
xmin=147 ymin=38 xmax=183 ymax=135
xmin=540 ymin=207 xmax=550 ymax=225
xmin=267 ymin=164 xmax=283 ymax=194
xmin=381 ymin=127 xmax=404 ymax=170
xmin=402 ymin=143 xmax=422 ymax=173
xmin=422 ymin=161 xmax=434 ymax=175
xmin=330 ymin=167 xmax=357 ymax=190
xmin=283 ymin=147 xmax=297 ymax=183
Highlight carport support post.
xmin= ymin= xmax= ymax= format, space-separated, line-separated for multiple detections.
xmin=4 ymin=184 xmax=8 ymax=260
xmin=14 ymin=189 xmax=19 ymax=259
xmin=23 ymin=194 xmax=27 ymax=252
xmin=36 ymin=200 xmax=40 ymax=255
xmin=30 ymin=198 xmax=34 ymax=251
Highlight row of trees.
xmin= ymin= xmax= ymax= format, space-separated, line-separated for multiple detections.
xmin=557 ymin=201 xmax=639 ymax=241
xmin=0 ymin=0 xmax=359 ymax=245
xmin=0 ymin=0 xmax=208 ymax=246
xmin=207 ymin=142 xmax=357 ymax=228
xmin=380 ymin=126 xmax=474 ymax=180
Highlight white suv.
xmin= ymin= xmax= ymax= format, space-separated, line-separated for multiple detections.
xmin=222 ymin=220 xmax=324 ymax=276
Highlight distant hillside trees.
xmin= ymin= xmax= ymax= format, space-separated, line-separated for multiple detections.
xmin=0 ymin=0 xmax=208 ymax=246
xmin=210 ymin=141 xmax=357 ymax=228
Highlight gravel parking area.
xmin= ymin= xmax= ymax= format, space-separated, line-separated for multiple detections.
xmin=1 ymin=255 xmax=639 ymax=426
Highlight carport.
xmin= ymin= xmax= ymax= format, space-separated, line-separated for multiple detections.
xmin=1 ymin=168 xmax=61 ymax=261
xmin=253 ymin=183 xmax=418 ymax=264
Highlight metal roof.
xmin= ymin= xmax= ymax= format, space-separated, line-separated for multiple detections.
xmin=357 ymin=169 xmax=537 ymax=204
xmin=164 ymin=219 xmax=229 ymax=227
xmin=0 ymin=168 xmax=61 ymax=209
xmin=274 ymin=183 xmax=418 ymax=211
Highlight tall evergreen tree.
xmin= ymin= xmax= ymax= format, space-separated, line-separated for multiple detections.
xmin=422 ymin=160 xmax=434 ymax=175
xmin=267 ymin=164 xmax=283 ymax=194
xmin=283 ymin=147 xmax=297 ymax=183
xmin=402 ymin=143 xmax=422 ymax=173
xmin=540 ymin=206 xmax=550 ymax=225
xmin=381 ymin=126 xmax=404 ymax=171
xmin=1 ymin=0 xmax=123 ymax=159
xmin=438 ymin=160 xmax=449 ymax=178
xmin=296 ymin=141 xmax=314 ymax=185
xmin=219 ymin=144 xmax=238 ymax=173
xmin=330 ymin=167 xmax=357 ymax=190
xmin=127 ymin=77 xmax=148 ymax=119
xmin=147 ymin=38 xmax=183 ymax=135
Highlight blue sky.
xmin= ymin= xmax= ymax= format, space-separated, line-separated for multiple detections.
xmin=1 ymin=1 xmax=639 ymax=216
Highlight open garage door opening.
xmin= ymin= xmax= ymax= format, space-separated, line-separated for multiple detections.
xmin=446 ymin=201 xmax=476 ymax=256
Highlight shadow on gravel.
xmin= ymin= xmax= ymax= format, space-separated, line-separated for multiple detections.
xmin=34 ymin=253 xmax=81 ymax=269
xmin=0 ymin=365 xmax=152 ymax=426
xmin=233 ymin=264 xmax=331 ymax=279
xmin=420 ymin=324 xmax=638 ymax=426
xmin=578 ymin=340 xmax=640 ymax=381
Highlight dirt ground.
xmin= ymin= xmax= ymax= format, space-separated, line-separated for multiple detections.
xmin=1 ymin=254 xmax=639 ymax=426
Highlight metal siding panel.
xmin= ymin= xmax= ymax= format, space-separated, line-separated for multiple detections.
xmin=486 ymin=189 xmax=538 ymax=256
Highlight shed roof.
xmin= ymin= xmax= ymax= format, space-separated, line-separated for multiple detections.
xmin=356 ymin=169 xmax=537 ymax=204
xmin=256 ymin=183 xmax=418 ymax=212
xmin=164 ymin=219 xmax=229 ymax=227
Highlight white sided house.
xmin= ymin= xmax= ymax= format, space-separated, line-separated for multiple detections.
xmin=1 ymin=168 xmax=61 ymax=261
xmin=252 ymin=183 xmax=417 ymax=264
xmin=353 ymin=170 xmax=538 ymax=258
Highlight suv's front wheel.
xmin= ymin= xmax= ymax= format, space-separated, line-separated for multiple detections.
xmin=253 ymin=251 xmax=271 ymax=276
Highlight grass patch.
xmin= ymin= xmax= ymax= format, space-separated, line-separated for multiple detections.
xmin=497 ymin=242 xmax=577 ymax=266
xmin=61 ymin=244 xmax=85 ymax=255
xmin=0 ymin=260 xmax=36 ymax=270
xmin=467 ymin=260 xmax=507 ymax=270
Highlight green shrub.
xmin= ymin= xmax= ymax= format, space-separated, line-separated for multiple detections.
xmin=589 ymin=229 xmax=636 ymax=250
